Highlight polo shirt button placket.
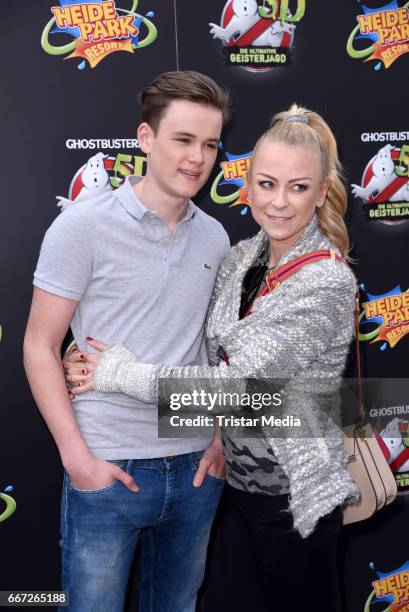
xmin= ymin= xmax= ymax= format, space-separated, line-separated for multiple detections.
xmin=171 ymin=226 xmax=185 ymax=265
xmin=163 ymin=232 xmax=170 ymax=262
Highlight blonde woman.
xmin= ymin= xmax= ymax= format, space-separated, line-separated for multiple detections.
xmin=65 ymin=105 xmax=359 ymax=611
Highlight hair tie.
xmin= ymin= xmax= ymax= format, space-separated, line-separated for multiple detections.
xmin=283 ymin=114 xmax=309 ymax=125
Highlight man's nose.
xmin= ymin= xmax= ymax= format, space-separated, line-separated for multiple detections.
xmin=188 ymin=145 xmax=204 ymax=165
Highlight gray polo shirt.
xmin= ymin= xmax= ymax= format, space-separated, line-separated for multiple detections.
xmin=34 ymin=176 xmax=230 ymax=459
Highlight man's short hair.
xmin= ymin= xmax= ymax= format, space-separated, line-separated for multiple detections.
xmin=139 ymin=70 xmax=230 ymax=132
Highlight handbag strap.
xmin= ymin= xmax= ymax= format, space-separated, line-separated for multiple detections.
xmin=354 ymin=292 xmax=366 ymax=429
xmin=243 ymin=249 xmax=345 ymax=319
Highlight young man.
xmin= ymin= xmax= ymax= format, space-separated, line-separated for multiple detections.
xmin=24 ymin=71 xmax=231 ymax=612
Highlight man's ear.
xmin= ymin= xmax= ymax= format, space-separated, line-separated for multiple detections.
xmin=137 ymin=122 xmax=154 ymax=154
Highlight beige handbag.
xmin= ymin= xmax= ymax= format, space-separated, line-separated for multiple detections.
xmin=343 ymin=423 xmax=397 ymax=524
xmin=342 ymin=297 xmax=397 ymax=525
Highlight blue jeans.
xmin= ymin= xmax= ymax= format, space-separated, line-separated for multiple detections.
xmin=60 ymin=451 xmax=224 ymax=612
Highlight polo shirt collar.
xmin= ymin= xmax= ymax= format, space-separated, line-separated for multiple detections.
xmin=116 ymin=175 xmax=196 ymax=222
xmin=115 ymin=175 xmax=148 ymax=220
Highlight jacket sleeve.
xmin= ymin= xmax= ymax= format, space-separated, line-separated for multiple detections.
xmin=93 ymin=260 xmax=356 ymax=403
xmin=204 ymin=250 xmax=230 ymax=366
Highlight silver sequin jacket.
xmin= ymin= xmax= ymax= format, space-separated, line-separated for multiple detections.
xmin=94 ymin=215 xmax=360 ymax=537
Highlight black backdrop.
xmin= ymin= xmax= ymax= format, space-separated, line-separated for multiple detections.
xmin=1 ymin=1 xmax=409 ymax=610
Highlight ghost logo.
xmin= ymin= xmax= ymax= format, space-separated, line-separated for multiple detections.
xmin=76 ymin=152 xmax=111 ymax=201
xmin=380 ymin=418 xmax=409 ymax=492
xmin=56 ymin=150 xmax=147 ymax=210
xmin=209 ymin=0 xmax=305 ymax=72
xmin=351 ymin=144 xmax=409 ymax=223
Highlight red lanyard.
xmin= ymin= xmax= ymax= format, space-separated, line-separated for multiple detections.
xmin=221 ymin=249 xmax=346 ymax=364
xmin=243 ymin=249 xmax=345 ymax=319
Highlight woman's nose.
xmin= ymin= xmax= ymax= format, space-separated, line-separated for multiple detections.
xmin=270 ymin=189 xmax=288 ymax=209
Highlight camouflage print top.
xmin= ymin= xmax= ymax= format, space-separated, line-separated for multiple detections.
xmin=222 ymin=433 xmax=290 ymax=496
xmin=221 ymin=254 xmax=290 ymax=497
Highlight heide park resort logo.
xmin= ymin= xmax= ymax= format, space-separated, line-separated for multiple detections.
xmin=56 ymin=149 xmax=145 ymax=208
xmin=210 ymin=148 xmax=253 ymax=215
xmin=41 ymin=0 xmax=157 ymax=69
xmin=209 ymin=0 xmax=306 ymax=71
xmin=358 ymin=284 xmax=409 ymax=351
xmin=351 ymin=144 xmax=409 ymax=223
xmin=365 ymin=561 xmax=409 ymax=611
xmin=0 ymin=486 xmax=16 ymax=523
xmin=347 ymin=1 xmax=409 ymax=70
xmin=0 ymin=325 xmax=16 ymax=524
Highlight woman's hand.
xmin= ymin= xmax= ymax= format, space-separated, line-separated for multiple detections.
xmin=63 ymin=338 xmax=110 ymax=396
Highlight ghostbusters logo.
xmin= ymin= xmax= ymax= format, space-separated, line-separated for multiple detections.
xmin=209 ymin=0 xmax=305 ymax=72
xmin=351 ymin=144 xmax=409 ymax=223
xmin=56 ymin=150 xmax=147 ymax=209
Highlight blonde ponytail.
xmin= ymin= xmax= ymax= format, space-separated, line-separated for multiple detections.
xmin=316 ymin=168 xmax=349 ymax=258
xmin=255 ymin=104 xmax=350 ymax=257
